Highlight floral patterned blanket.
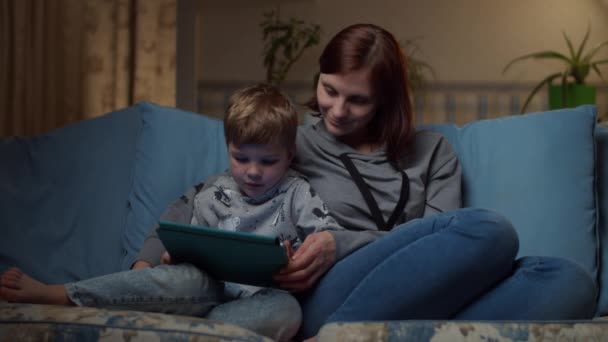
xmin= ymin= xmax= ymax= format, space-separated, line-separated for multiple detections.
xmin=2 ymin=302 xmax=608 ymax=341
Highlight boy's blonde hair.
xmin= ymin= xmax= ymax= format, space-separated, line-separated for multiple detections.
xmin=224 ymin=83 xmax=298 ymax=148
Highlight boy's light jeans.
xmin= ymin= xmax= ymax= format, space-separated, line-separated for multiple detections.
xmin=65 ymin=264 xmax=301 ymax=341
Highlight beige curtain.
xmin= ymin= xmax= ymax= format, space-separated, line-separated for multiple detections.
xmin=0 ymin=0 xmax=176 ymax=137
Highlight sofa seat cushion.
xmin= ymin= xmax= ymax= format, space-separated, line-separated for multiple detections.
xmin=0 ymin=303 xmax=271 ymax=341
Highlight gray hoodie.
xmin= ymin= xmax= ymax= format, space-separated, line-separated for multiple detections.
xmin=137 ymin=169 xmax=344 ymax=266
xmin=139 ymin=122 xmax=461 ymax=265
xmin=291 ymin=121 xmax=462 ymax=260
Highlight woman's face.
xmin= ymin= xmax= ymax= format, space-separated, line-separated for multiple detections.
xmin=316 ymin=68 xmax=378 ymax=145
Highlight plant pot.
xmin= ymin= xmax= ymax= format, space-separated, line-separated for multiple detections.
xmin=549 ymin=84 xmax=596 ymax=110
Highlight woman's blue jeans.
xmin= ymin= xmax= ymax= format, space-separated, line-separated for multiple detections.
xmin=297 ymin=208 xmax=598 ymax=338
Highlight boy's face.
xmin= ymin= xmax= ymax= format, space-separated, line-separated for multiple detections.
xmin=228 ymin=142 xmax=294 ymax=199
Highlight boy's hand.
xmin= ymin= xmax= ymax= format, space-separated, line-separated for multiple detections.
xmin=161 ymin=251 xmax=173 ymax=265
xmin=131 ymin=260 xmax=151 ymax=270
xmin=273 ymin=231 xmax=336 ymax=291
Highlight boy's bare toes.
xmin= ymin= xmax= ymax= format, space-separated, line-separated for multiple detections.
xmin=0 ymin=287 xmax=20 ymax=302
xmin=1 ymin=268 xmax=24 ymax=289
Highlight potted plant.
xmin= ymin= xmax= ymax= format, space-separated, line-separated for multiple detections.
xmin=401 ymin=37 xmax=436 ymax=96
xmin=502 ymin=26 xmax=608 ymax=113
xmin=260 ymin=9 xmax=321 ymax=86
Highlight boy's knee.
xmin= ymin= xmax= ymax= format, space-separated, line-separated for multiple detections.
xmin=208 ymin=289 xmax=301 ymax=341
xmin=257 ymin=289 xmax=302 ymax=341
xmin=152 ymin=264 xmax=223 ymax=300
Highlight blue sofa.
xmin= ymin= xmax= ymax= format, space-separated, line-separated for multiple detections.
xmin=1 ymin=102 xmax=607 ymax=341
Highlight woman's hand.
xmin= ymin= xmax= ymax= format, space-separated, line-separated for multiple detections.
xmin=274 ymin=231 xmax=337 ymax=291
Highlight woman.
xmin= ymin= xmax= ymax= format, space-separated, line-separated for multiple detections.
xmin=270 ymin=23 xmax=597 ymax=338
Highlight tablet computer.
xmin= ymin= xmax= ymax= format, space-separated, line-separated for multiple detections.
xmin=156 ymin=220 xmax=288 ymax=287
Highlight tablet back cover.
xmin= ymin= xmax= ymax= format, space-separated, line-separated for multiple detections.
xmin=156 ymin=221 xmax=287 ymax=287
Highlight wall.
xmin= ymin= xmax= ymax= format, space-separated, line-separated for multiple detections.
xmin=195 ymin=0 xmax=608 ymax=122
xmin=197 ymin=0 xmax=608 ymax=83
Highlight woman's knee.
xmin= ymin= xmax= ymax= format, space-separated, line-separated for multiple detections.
xmin=517 ymin=256 xmax=598 ymax=318
xmin=450 ymin=208 xmax=519 ymax=260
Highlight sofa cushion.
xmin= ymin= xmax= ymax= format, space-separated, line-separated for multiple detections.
xmin=121 ymin=102 xmax=228 ymax=269
xmin=0 ymin=102 xmax=229 ymax=282
xmin=422 ymin=105 xmax=599 ymax=306
xmin=0 ymin=107 xmax=143 ymax=283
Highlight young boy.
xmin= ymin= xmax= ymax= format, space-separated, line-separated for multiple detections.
xmin=0 ymin=84 xmax=344 ymax=342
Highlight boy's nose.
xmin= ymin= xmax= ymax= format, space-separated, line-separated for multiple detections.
xmin=247 ymin=165 xmax=262 ymax=179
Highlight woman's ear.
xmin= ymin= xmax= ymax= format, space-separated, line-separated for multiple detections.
xmin=288 ymin=145 xmax=296 ymax=162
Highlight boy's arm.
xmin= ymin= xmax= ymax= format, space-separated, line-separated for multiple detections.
xmin=133 ymin=183 xmax=203 ymax=268
xmin=191 ymin=173 xmax=231 ymax=228
xmin=291 ymin=180 xmax=345 ymax=237
xmin=134 ymin=228 xmax=164 ymax=268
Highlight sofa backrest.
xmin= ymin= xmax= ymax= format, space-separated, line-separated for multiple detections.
xmin=0 ymin=102 xmax=228 ymax=283
xmin=1 ymin=102 xmax=606 ymax=315
xmin=0 ymin=106 xmax=143 ymax=283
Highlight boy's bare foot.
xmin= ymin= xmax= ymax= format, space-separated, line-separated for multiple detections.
xmin=0 ymin=267 xmax=71 ymax=305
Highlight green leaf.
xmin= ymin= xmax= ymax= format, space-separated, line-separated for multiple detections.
xmin=503 ymin=51 xmax=572 ymax=74
xmin=593 ymin=58 xmax=608 ymax=65
xmin=562 ymin=31 xmax=577 ymax=60
xmin=520 ymin=72 xmax=562 ymax=113
xmin=583 ymin=41 xmax=608 ymax=63
xmin=592 ymin=64 xmax=606 ymax=83
xmin=259 ymin=7 xmax=321 ymax=85
xmin=575 ymin=25 xmax=591 ymax=61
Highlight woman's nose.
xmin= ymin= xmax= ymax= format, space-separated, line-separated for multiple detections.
xmin=332 ymin=98 xmax=348 ymax=117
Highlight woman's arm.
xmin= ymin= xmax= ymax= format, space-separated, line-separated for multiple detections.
xmin=276 ymin=179 xmax=385 ymax=290
xmin=274 ymin=230 xmax=337 ymax=291
xmin=423 ymin=136 xmax=462 ymax=216
xmin=273 ymin=179 xmax=344 ymax=290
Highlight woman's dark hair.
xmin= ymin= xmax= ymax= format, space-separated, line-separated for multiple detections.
xmin=308 ymin=23 xmax=414 ymax=163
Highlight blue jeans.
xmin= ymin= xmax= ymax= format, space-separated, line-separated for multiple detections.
xmin=297 ymin=208 xmax=598 ymax=339
xmin=65 ymin=264 xmax=301 ymax=342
